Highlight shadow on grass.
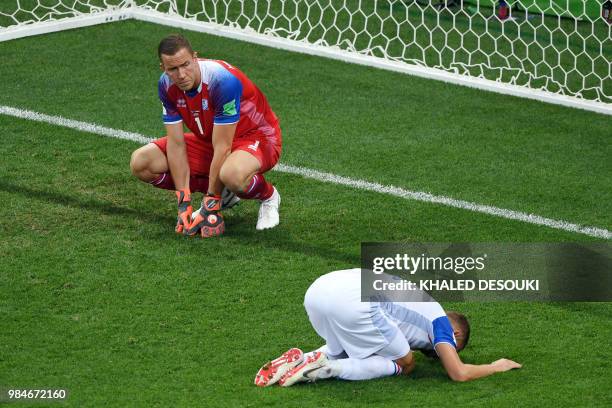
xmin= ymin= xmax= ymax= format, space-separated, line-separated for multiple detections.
xmin=0 ymin=180 xmax=168 ymax=225
xmin=2 ymin=180 xmax=359 ymax=266
xmin=229 ymin=223 xmax=359 ymax=266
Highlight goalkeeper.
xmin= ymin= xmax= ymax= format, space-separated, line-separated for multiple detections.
xmin=130 ymin=34 xmax=282 ymax=237
xmin=255 ymin=269 xmax=521 ymax=386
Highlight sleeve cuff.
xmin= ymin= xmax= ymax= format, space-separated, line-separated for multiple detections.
xmin=433 ymin=341 xmax=457 ymax=355
xmin=163 ymin=114 xmax=183 ymax=124
xmin=214 ymin=115 xmax=239 ymax=125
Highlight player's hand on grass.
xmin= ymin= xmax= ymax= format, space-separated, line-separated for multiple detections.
xmin=175 ymin=188 xmax=193 ymax=234
xmin=491 ymin=358 xmax=522 ymax=372
xmin=187 ymin=194 xmax=225 ymax=238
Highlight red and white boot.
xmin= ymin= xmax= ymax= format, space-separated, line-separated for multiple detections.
xmin=279 ymin=351 xmax=329 ymax=387
xmin=254 ymin=348 xmax=304 ymax=387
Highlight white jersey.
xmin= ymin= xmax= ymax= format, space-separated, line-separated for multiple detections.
xmin=304 ymin=269 xmax=456 ymax=360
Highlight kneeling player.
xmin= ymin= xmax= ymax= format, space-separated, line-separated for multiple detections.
xmin=130 ymin=34 xmax=282 ymax=238
xmin=255 ymin=269 xmax=521 ymax=386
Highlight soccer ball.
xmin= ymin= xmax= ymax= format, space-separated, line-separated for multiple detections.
xmin=192 ymin=188 xmax=240 ymax=221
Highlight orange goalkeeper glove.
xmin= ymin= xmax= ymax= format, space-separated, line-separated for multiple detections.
xmin=186 ymin=194 xmax=225 ymax=238
xmin=175 ymin=188 xmax=193 ymax=234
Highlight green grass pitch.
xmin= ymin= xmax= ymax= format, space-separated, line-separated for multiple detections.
xmin=0 ymin=20 xmax=611 ymax=407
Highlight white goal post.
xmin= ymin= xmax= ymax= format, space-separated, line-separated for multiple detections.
xmin=1 ymin=1 xmax=610 ymax=115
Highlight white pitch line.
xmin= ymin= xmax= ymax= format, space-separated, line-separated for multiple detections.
xmin=0 ymin=105 xmax=151 ymax=144
xmin=274 ymin=164 xmax=611 ymax=239
xmin=1 ymin=104 xmax=610 ymax=240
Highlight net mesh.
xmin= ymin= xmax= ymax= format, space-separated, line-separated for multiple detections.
xmin=0 ymin=1 xmax=130 ymax=26
xmin=2 ymin=0 xmax=611 ymax=104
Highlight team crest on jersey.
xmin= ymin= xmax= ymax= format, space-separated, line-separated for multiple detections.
xmin=202 ymin=99 xmax=209 ymax=111
xmin=177 ymin=98 xmax=186 ymax=108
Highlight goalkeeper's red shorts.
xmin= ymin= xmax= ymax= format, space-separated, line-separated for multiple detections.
xmin=152 ymin=129 xmax=282 ymax=176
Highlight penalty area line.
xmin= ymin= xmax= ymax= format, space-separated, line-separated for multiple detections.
xmin=1 ymin=104 xmax=610 ymax=240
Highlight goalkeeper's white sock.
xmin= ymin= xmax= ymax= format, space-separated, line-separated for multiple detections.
xmin=327 ymin=356 xmax=401 ymax=381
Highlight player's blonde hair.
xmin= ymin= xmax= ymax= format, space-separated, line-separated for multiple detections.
xmin=447 ymin=311 xmax=470 ymax=351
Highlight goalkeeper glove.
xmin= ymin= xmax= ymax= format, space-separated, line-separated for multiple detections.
xmin=175 ymin=188 xmax=193 ymax=234
xmin=187 ymin=194 xmax=225 ymax=238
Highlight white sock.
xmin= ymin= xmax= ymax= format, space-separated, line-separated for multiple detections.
xmin=303 ymin=345 xmax=326 ymax=361
xmin=332 ymin=356 xmax=401 ymax=381
xmin=304 ymin=345 xmax=347 ymax=360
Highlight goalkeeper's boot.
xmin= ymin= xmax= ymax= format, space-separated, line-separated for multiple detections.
xmin=279 ymin=352 xmax=330 ymax=387
xmin=254 ymin=348 xmax=304 ymax=387
xmin=256 ymin=187 xmax=280 ymax=230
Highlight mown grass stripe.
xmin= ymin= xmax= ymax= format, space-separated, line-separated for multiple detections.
xmin=2 ymin=104 xmax=609 ymax=240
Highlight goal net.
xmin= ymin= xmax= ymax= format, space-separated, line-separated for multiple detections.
xmin=1 ymin=1 xmax=610 ymax=113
